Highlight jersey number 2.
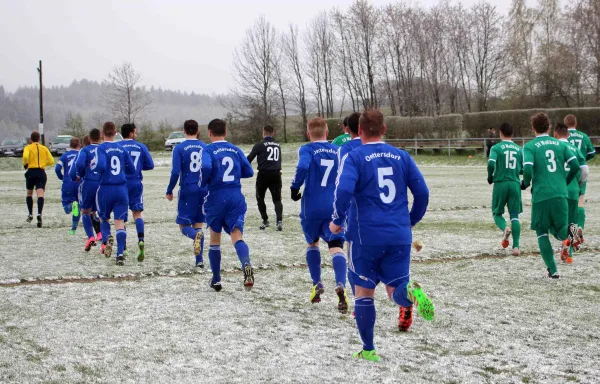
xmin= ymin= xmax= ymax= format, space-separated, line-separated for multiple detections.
xmin=378 ymin=167 xmax=396 ymax=204
xmin=223 ymin=157 xmax=234 ymax=182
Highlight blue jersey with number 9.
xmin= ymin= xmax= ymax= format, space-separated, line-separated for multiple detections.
xmin=205 ymin=141 xmax=254 ymax=192
xmin=94 ymin=141 xmax=135 ymax=185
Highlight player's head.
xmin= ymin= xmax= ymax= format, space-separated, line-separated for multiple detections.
xmin=184 ymin=120 xmax=199 ymax=137
xmin=89 ymin=128 xmax=101 ymax=143
xmin=82 ymin=135 xmax=91 ymax=147
xmin=342 ymin=116 xmax=349 ymax=134
xmin=263 ymin=125 xmax=275 ymax=137
xmin=564 ymin=114 xmax=577 ymax=128
xmin=69 ymin=137 xmax=81 ymax=150
xmin=347 ymin=112 xmax=360 ymax=137
xmin=499 ymin=123 xmax=513 ymax=139
xmin=531 ymin=113 xmax=550 ymax=135
xmin=30 ymin=131 xmax=40 ymax=143
xmin=102 ymin=121 xmax=117 ymax=140
xmin=121 ymin=123 xmax=137 ymax=140
xmin=208 ymin=119 xmax=227 ymax=141
xmin=359 ymin=109 xmax=386 ymax=139
xmin=307 ymin=117 xmax=328 ymax=141
xmin=554 ymin=122 xmax=570 ymax=139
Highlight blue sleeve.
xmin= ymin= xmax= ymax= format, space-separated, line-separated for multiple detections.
xmin=55 ymin=154 xmax=65 ymax=180
xmin=332 ymin=153 xmax=358 ymax=226
xmin=124 ymin=152 xmax=136 ymax=175
xmin=72 ymin=150 xmax=85 ymax=181
xmin=404 ymin=155 xmax=429 ymax=226
xmin=239 ymin=148 xmax=254 ymax=179
xmin=166 ymin=147 xmax=181 ymax=194
xmin=142 ymin=145 xmax=154 ymax=171
xmin=199 ymin=148 xmax=213 ymax=188
xmin=291 ymin=147 xmax=311 ymax=190
xmin=92 ymin=147 xmax=106 ymax=175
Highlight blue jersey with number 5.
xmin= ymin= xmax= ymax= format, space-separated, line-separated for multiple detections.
xmin=94 ymin=142 xmax=135 ymax=185
xmin=120 ymin=139 xmax=154 ymax=180
xmin=291 ymin=141 xmax=339 ymax=220
xmin=206 ymin=141 xmax=253 ymax=192
xmin=332 ymin=142 xmax=429 ymax=245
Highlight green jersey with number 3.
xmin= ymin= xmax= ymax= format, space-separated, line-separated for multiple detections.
xmin=568 ymin=129 xmax=595 ymax=160
xmin=488 ymin=141 xmax=523 ymax=183
xmin=523 ymin=135 xmax=578 ymax=203
xmin=560 ymin=139 xmax=586 ymax=201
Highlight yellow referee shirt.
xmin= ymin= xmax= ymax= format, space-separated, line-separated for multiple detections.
xmin=22 ymin=142 xmax=55 ymax=169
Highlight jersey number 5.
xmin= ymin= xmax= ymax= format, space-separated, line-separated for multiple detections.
xmin=378 ymin=167 xmax=396 ymax=204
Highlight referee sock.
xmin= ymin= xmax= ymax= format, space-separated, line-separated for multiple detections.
xmin=37 ymin=197 xmax=44 ymax=215
xmin=208 ymin=245 xmax=221 ymax=282
xmin=234 ymin=240 xmax=251 ymax=267
xmin=181 ymin=226 xmax=196 ymax=240
xmin=331 ymin=252 xmax=347 ymax=287
xmin=354 ymin=297 xmax=376 ymax=351
xmin=26 ymin=197 xmax=33 ymax=215
xmin=306 ymin=246 xmax=321 ymax=286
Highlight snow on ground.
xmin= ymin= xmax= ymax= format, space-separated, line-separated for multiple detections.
xmin=0 ymin=153 xmax=599 ymax=383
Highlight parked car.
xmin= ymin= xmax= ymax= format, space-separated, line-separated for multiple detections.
xmin=49 ymin=135 xmax=73 ymax=156
xmin=0 ymin=138 xmax=28 ymax=157
xmin=165 ymin=131 xmax=185 ymax=151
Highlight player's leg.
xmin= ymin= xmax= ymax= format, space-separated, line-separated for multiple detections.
xmin=230 ymin=228 xmax=253 ymax=289
xmin=324 ymin=220 xmax=348 ymax=313
xmin=268 ymin=172 xmax=283 ymax=231
xmin=192 ymin=222 xmax=205 ymax=268
xmin=531 ymin=200 xmax=559 ymax=278
xmin=255 ymin=173 xmax=270 ymax=229
xmin=577 ymin=189 xmax=586 ymax=243
xmin=112 ymin=187 xmax=129 ymax=265
xmin=35 ymin=172 xmax=46 ymax=227
xmin=226 ymin=197 xmax=253 ymax=289
xmin=25 ymin=170 xmax=34 ymax=221
xmin=507 ymin=182 xmax=523 ymax=256
xmin=132 ymin=211 xmax=145 ymax=261
xmin=561 ymin=199 xmax=579 ymax=263
xmin=114 ymin=219 xmax=126 ymax=266
xmin=97 ymin=187 xmax=114 ymax=258
xmin=208 ymin=228 xmax=222 ymax=291
xmin=492 ymin=183 xmax=510 ymax=248
xmin=306 ymin=241 xmax=323 ymax=303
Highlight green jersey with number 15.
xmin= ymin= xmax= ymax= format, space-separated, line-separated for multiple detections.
xmin=488 ymin=141 xmax=522 ymax=183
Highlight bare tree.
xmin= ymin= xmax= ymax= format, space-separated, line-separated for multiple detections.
xmin=281 ymin=24 xmax=308 ymax=133
xmin=507 ymin=0 xmax=536 ymax=102
xmin=103 ymin=62 xmax=152 ymax=124
xmin=273 ymin=42 xmax=289 ymax=143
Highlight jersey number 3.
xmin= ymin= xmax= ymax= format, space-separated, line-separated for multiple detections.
xmin=378 ymin=167 xmax=396 ymax=204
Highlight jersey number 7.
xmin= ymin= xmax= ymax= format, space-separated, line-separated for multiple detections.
xmin=320 ymin=159 xmax=334 ymax=186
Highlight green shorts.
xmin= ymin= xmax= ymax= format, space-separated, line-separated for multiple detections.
xmin=530 ymin=197 xmax=568 ymax=233
xmin=568 ymin=199 xmax=579 ymax=225
xmin=492 ymin=181 xmax=522 ymax=215
xmin=580 ymin=181 xmax=587 ymax=196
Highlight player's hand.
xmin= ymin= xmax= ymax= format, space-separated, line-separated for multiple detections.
xmin=291 ymin=188 xmax=302 ymax=201
xmin=75 ymin=176 xmax=80 ymax=183
xmin=23 ymin=165 xmax=28 ymax=170
xmin=520 ymin=181 xmax=527 ymax=190
xmin=329 ymin=222 xmax=343 ymax=234
xmin=165 ymin=193 xmax=173 ymax=201
xmin=487 ymin=177 xmax=493 ymax=185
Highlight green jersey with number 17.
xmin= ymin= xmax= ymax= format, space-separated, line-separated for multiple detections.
xmin=568 ymin=128 xmax=595 ymax=160
xmin=489 ymin=141 xmax=522 ymax=183
xmin=560 ymin=138 xmax=586 ymax=201
xmin=523 ymin=135 xmax=578 ymax=203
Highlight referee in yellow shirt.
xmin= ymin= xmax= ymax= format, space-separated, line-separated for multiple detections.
xmin=22 ymin=131 xmax=55 ymax=227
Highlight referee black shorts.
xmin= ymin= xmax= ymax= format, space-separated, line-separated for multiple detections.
xmin=25 ymin=168 xmax=47 ymax=191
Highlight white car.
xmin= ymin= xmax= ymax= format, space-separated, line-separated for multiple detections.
xmin=165 ymin=131 xmax=185 ymax=151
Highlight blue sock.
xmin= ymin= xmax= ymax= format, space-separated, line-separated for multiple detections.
xmin=135 ymin=218 xmax=144 ymax=242
xmin=306 ymin=246 xmax=321 ymax=285
xmin=100 ymin=220 xmax=111 ymax=244
xmin=181 ymin=226 xmax=196 ymax=240
xmin=82 ymin=214 xmax=94 ymax=239
xmin=355 ymin=297 xmax=376 ymax=351
xmin=195 ymin=229 xmax=205 ymax=264
xmin=392 ymin=280 xmax=412 ymax=307
xmin=116 ymin=229 xmax=126 ymax=256
xmin=331 ymin=252 xmax=347 ymax=287
xmin=71 ymin=213 xmax=80 ymax=231
xmin=234 ymin=240 xmax=250 ymax=267
xmin=208 ymin=245 xmax=221 ymax=282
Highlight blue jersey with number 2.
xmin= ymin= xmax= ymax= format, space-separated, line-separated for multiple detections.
xmin=205 ymin=141 xmax=254 ymax=192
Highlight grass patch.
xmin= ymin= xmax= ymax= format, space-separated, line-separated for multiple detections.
xmin=74 ymin=363 xmax=98 ymax=377
xmin=53 ymin=365 xmax=67 ymax=372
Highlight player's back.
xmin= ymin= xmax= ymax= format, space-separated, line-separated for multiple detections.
xmin=97 ymin=142 xmax=132 ymax=185
xmin=568 ymin=129 xmax=595 ymax=159
xmin=59 ymin=150 xmax=80 ymax=186
xmin=524 ymin=135 xmax=571 ymax=203
xmin=338 ymin=137 xmax=362 ymax=163
xmin=173 ymin=139 xmax=208 ymax=187
xmin=73 ymin=144 xmax=101 ymax=181
xmin=490 ymin=141 xmax=522 ymax=183
xmin=120 ymin=140 xmax=154 ymax=180
xmin=562 ymin=140 xmax=585 ymax=200
xmin=206 ymin=141 xmax=253 ymax=192
xmin=298 ymin=141 xmax=338 ymax=219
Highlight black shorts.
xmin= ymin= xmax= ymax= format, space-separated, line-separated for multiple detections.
xmin=25 ymin=168 xmax=47 ymax=191
xmin=256 ymin=171 xmax=282 ymax=201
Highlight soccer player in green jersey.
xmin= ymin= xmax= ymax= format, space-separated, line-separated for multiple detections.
xmin=332 ymin=116 xmax=351 ymax=146
xmin=565 ymin=114 xmax=595 ymax=244
xmin=487 ymin=123 xmax=523 ymax=255
xmin=522 ymin=113 xmax=581 ymax=278
xmin=554 ymin=123 xmax=590 ymax=263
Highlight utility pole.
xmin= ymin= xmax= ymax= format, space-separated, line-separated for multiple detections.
xmin=37 ymin=60 xmax=44 ymax=144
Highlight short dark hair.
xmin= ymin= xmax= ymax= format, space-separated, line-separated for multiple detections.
xmin=103 ymin=121 xmax=116 ymax=137
xmin=347 ymin=112 xmax=360 ymax=135
xmin=343 ymin=116 xmax=349 ymax=127
xmin=208 ymin=119 xmax=227 ymax=136
xmin=554 ymin=122 xmax=569 ymax=137
xmin=121 ymin=123 xmax=136 ymax=139
xmin=30 ymin=131 xmax=40 ymax=143
xmin=89 ymin=128 xmax=101 ymax=142
xmin=499 ymin=123 xmax=513 ymax=137
xmin=531 ymin=113 xmax=550 ymax=134
xmin=263 ymin=125 xmax=274 ymax=135
xmin=70 ymin=137 xmax=80 ymax=149
xmin=359 ymin=109 xmax=385 ymax=137
xmin=184 ymin=120 xmax=199 ymax=136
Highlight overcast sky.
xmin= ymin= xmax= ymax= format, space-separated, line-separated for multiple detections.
xmin=1 ymin=0 xmax=521 ymax=95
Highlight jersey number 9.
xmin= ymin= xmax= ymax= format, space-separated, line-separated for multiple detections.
xmin=110 ymin=156 xmax=121 ymax=176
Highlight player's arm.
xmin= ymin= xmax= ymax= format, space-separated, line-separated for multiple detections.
xmin=166 ymin=147 xmax=181 ymax=196
xmin=22 ymin=145 xmax=29 ymax=169
xmin=487 ymin=146 xmax=497 ymax=184
xmin=405 ymin=155 xmax=429 ymax=226
xmin=331 ymin=153 xmax=358 ymax=228
xmin=565 ymin=148 xmax=580 ymax=186
xmin=198 ymin=148 xmax=213 ymax=189
xmin=290 ymin=147 xmax=310 ymax=201
xmin=71 ymin=150 xmax=86 ymax=181
xmin=92 ymin=148 xmax=106 ymax=175
xmin=522 ymin=146 xmax=534 ymax=189
xmin=246 ymin=143 xmax=259 ymax=164
xmin=239 ymin=149 xmax=254 ymax=178
xmin=44 ymin=146 xmax=55 ymax=167
xmin=141 ymin=145 xmax=155 ymax=171
xmin=55 ymin=154 xmax=65 ymax=180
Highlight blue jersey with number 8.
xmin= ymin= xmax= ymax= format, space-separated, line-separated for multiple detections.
xmin=94 ymin=142 xmax=136 ymax=185
xmin=205 ymin=141 xmax=254 ymax=192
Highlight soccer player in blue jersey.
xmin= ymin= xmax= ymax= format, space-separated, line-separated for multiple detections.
xmin=93 ymin=122 xmax=135 ymax=265
xmin=55 ymin=137 xmax=81 ymax=235
xmin=121 ymin=123 xmax=154 ymax=262
xmin=291 ymin=117 xmax=349 ymax=314
xmin=166 ymin=120 xmax=210 ymax=268
xmin=331 ymin=109 xmax=434 ymax=362
xmin=70 ymin=128 xmax=103 ymax=252
xmin=204 ymin=119 xmax=254 ymax=292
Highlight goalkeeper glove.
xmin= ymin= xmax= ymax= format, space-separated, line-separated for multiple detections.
xmin=291 ymin=188 xmax=302 ymax=201
xmin=487 ymin=177 xmax=493 ymax=185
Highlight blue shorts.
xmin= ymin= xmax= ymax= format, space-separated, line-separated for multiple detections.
xmin=348 ymin=241 xmax=411 ymax=290
xmin=205 ymin=192 xmax=246 ymax=235
xmin=301 ymin=217 xmax=345 ymax=245
xmin=78 ymin=180 xmax=99 ymax=211
xmin=127 ymin=180 xmax=144 ymax=212
xmin=62 ymin=183 xmax=79 ymax=213
xmin=97 ymin=184 xmax=129 ymax=221
xmin=176 ymin=184 xmax=207 ymax=225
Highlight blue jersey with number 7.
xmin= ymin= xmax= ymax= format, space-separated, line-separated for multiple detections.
xmin=120 ymin=139 xmax=154 ymax=180
xmin=94 ymin=142 xmax=136 ymax=185
xmin=332 ymin=142 xmax=429 ymax=245
xmin=205 ymin=141 xmax=254 ymax=192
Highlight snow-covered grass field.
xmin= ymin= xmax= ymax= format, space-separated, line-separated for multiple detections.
xmin=1 ymin=149 xmax=599 ymax=383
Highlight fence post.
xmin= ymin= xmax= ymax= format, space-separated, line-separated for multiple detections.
xmin=415 ymin=138 xmax=418 ymax=156
xmin=448 ymin=139 xmax=451 ymax=157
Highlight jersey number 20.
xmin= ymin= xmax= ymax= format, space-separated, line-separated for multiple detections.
xmin=267 ymin=147 xmax=280 ymax=161
xmin=378 ymin=167 xmax=396 ymax=204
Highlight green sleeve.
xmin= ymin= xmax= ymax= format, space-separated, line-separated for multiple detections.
xmin=523 ymin=145 xmax=534 ymax=187
xmin=518 ymin=148 xmax=524 ymax=175
xmin=585 ymin=135 xmax=596 ymax=160
xmin=565 ymin=147 xmax=580 ymax=185
xmin=487 ymin=146 xmax=497 ymax=180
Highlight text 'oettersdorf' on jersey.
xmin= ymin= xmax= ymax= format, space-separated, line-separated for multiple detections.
xmin=213 ymin=147 xmax=237 ymax=155
xmin=365 ymin=152 xmax=402 ymax=162
xmin=313 ymin=148 xmax=337 ymax=156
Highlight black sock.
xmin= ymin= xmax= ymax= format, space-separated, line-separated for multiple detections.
xmin=26 ymin=197 xmax=33 ymax=215
xmin=37 ymin=197 xmax=44 ymax=215
xmin=92 ymin=217 xmax=101 ymax=234
xmin=138 ymin=232 xmax=144 ymax=242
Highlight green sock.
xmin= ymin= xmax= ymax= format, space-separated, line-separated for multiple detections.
xmin=510 ymin=215 xmax=520 ymax=249
xmin=536 ymin=231 xmax=557 ymax=275
xmin=493 ymin=215 xmax=506 ymax=231
xmin=577 ymin=207 xmax=585 ymax=230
